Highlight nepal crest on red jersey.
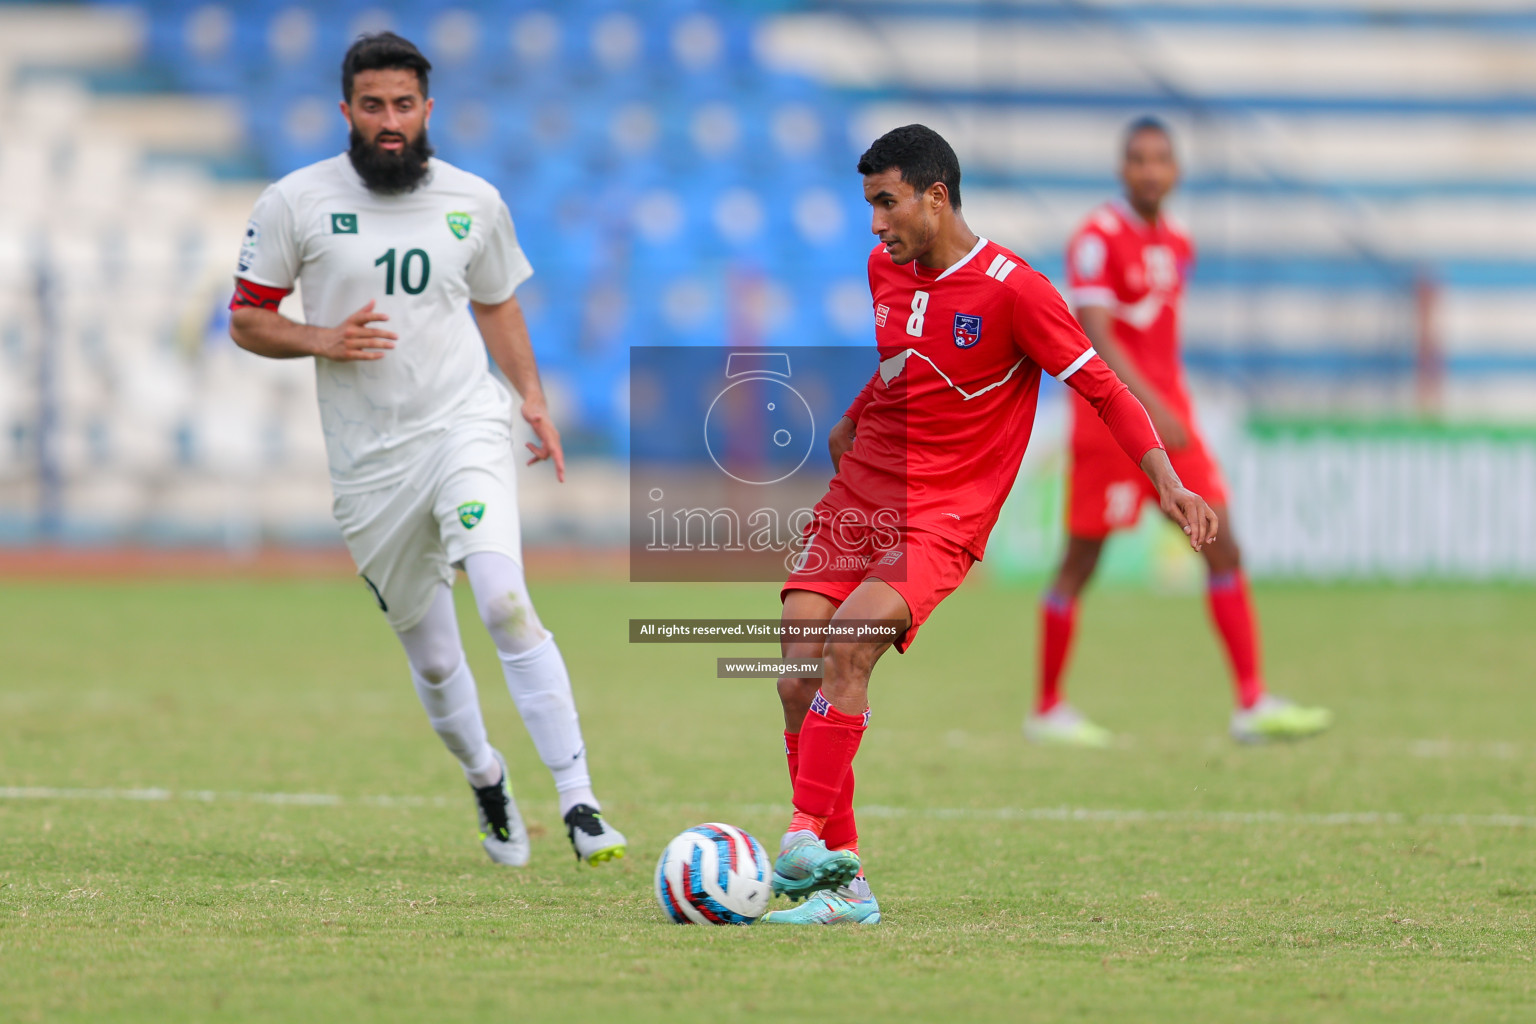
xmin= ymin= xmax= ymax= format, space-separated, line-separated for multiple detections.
xmin=953 ymin=313 xmax=982 ymax=348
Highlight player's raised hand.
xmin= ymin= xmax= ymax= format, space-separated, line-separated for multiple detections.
xmin=318 ymin=300 xmax=397 ymax=361
xmin=521 ymin=396 xmax=566 ymax=482
xmin=1160 ymin=484 xmax=1219 ymax=551
xmin=828 ymin=416 xmax=856 ymax=473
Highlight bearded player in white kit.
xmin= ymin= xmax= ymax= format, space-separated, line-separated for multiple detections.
xmin=229 ymin=33 xmax=625 ymax=867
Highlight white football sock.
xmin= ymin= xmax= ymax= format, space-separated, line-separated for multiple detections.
xmin=496 ymin=634 xmax=597 ymax=815
xmin=411 ymin=660 xmax=500 ymax=787
xmin=397 ymin=585 xmax=499 ymax=787
xmin=781 ymin=828 xmax=819 ymax=852
xmin=463 ymin=553 xmax=599 ymax=814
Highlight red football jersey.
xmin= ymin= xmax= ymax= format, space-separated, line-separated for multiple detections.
xmin=1065 ymin=200 xmax=1195 ymax=421
xmin=830 ymin=238 xmax=1160 ymax=559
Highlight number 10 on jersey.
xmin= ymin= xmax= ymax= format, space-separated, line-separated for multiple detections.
xmin=374 ymin=247 xmax=431 ymax=295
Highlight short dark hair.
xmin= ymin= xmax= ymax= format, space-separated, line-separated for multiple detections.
xmin=342 ymin=32 xmax=431 ymax=102
xmin=857 ymin=124 xmax=962 ymax=210
xmin=1122 ymin=115 xmax=1173 ymax=156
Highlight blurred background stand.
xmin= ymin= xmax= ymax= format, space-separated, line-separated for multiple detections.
xmin=0 ymin=0 xmax=1531 ymax=581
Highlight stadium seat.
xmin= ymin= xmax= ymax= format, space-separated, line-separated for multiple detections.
xmin=0 ymin=0 xmax=1525 ymax=542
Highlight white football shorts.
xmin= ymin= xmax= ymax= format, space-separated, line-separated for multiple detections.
xmin=332 ymin=427 xmax=524 ymax=632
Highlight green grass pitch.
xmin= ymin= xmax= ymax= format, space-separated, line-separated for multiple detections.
xmin=2 ymin=574 xmax=1534 ymax=1022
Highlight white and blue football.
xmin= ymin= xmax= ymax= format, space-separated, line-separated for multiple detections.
xmin=654 ymin=822 xmax=772 ymax=925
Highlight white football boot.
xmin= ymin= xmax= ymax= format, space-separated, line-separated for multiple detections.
xmin=470 ymin=750 xmax=531 ymax=866
xmin=1023 ymin=703 xmax=1113 ymax=748
xmin=563 ymin=804 xmax=626 ymax=865
xmin=1230 ymin=694 xmax=1333 ymax=744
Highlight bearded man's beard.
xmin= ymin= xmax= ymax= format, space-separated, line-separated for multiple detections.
xmin=348 ymin=126 xmax=434 ymax=194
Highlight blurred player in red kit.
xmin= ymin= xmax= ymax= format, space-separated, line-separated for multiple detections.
xmin=759 ymin=124 xmax=1219 ymax=925
xmin=1024 ymin=117 xmax=1333 ymax=748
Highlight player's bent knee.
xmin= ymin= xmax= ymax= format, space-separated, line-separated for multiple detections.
xmin=777 ymin=674 xmax=819 ymax=709
xmin=410 ymin=647 xmax=463 ymax=686
xmin=822 ymin=640 xmax=882 ymax=683
xmin=781 ymin=638 xmax=823 ymax=661
xmin=478 ymin=591 xmax=546 ymax=656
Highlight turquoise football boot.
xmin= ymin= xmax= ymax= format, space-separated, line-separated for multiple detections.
xmin=770 ymin=835 xmax=860 ymax=902
xmin=760 ymin=883 xmax=881 ymax=925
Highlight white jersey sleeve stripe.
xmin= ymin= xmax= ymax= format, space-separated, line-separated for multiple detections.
xmin=1069 ymin=286 xmax=1116 ymax=308
xmin=984 ymin=254 xmax=1019 ymax=282
xmin=1055 ymin=347 xmax=1097 ymax=382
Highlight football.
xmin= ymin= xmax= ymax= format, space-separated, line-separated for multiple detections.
xmin=654 ymin=823 xmax=773 ymax=925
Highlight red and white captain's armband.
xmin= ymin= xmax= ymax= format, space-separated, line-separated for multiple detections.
xmin=230 ymin=279 xmax=291 ymax=312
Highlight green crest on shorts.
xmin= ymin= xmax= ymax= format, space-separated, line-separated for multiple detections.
xmin=446 ymin=211 xmax=472 ymax=240
xmin=457 ymin=501 xmax=485 ymax=529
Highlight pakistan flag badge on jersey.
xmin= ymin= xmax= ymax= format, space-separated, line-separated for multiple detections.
xmin=446 ymin=211 xmax=472 ymax=240
xmin=457 ymin=501 xmax=485 ymax=529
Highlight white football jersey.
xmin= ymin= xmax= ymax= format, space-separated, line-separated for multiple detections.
xmin=236 ymin=155 xmax=533 ymax=493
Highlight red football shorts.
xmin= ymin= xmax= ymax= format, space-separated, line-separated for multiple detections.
xmin=780 ymin=512 xmax=974 ymax=653
xmin=1068 ymin=423 xmax=1229 ymax=539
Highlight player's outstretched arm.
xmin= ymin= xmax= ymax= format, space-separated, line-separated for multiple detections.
xmin=1139 ymin=447 xmax=1218 ymax=551
xmin=472 ymin=295 xmax=565 ymax=483
xmin=230 ymin=299 xmax=397 ymax=361
xmin=1077 ymin=306 xmax=1187 ymax=449
xmin=1012 ymin=269 xmax=1214 ymax=548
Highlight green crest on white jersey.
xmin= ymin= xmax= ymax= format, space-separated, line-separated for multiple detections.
xmin=457 ymin=501 xmax=485 ymax=529
xmin=446 ymin=211 xmax=472 ymax=240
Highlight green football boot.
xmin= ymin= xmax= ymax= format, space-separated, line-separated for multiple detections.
xmin=1023 ymin=703 xmax=1113 ymax=748
xmin=1230 ymin=694 xmax=1333 ymax=744
xmin=770 ymin=835 xmax=860 ymax=903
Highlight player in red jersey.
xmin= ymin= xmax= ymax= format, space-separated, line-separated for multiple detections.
xmin=1024 ymin=117 xmax=1333 ymax=749
xmin=758 ymin=125 xmax=1218 ymax=926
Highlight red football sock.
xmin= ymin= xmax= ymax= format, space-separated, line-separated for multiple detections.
xmin=821 ymin=765 xmax=857 ymax=853
xmin=788 ymin=809 xmax=828 ymax=836
xmin=1038 ymin=591 xmax=1077 ymax=714
xmin=1207 ymin=570 xmax=1265 ymax=710
xmin=791 ymin=692 xmax=867 ymax=822
xmin=783 ymin=730 xmax=830 ymax=838
xmin=793 ymin=727 xmax=859 ymax=853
